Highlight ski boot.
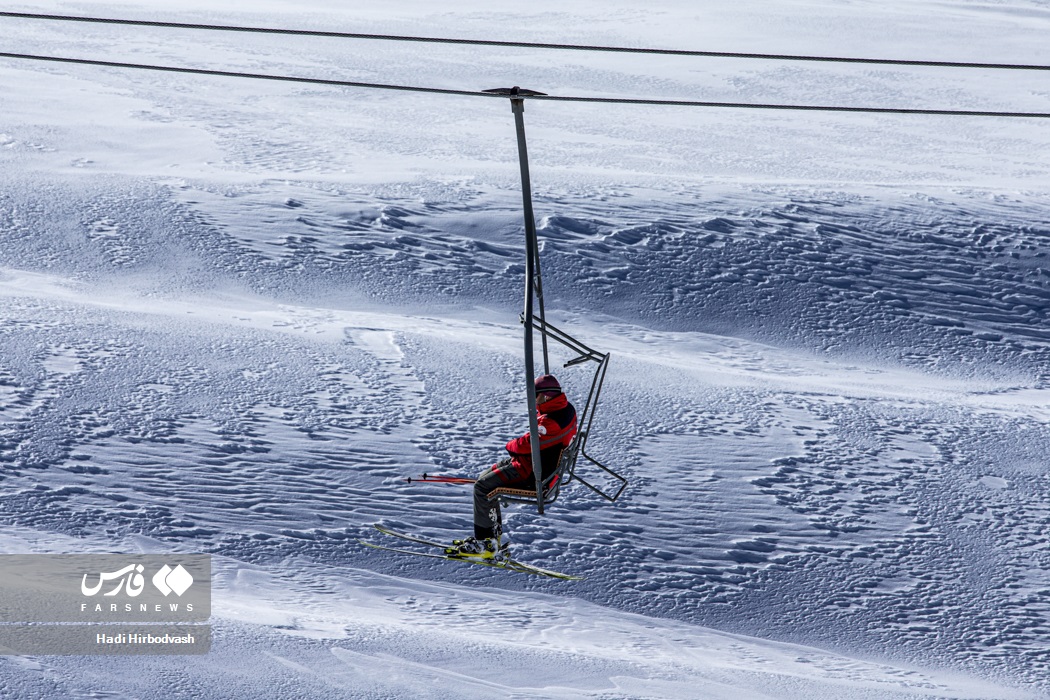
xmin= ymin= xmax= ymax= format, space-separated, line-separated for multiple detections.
xmin=445 ymin=536 xmax=505 ymax=560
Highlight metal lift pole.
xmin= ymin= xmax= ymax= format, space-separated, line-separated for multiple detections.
xmin=508 ymin=92 xmax=550 ymax=376
xmin=482 ymin=87 xmax=546 ymax=513
xmin=510 ymin=94 xmax=545 ymax=514
xmin=533 ymin=240 xmax=550 ymax=376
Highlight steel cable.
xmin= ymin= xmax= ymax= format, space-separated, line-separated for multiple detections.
xmin=2 ymin=51 xmax=1049 ymax=118
xmin=3 ymin=11 xmax=1050 ymax=72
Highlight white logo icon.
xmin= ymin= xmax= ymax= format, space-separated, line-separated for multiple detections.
xmin=152 ymin=564 xmax=194 ymax=596
xmin=81 ymin=564 xmax=146 ymax=597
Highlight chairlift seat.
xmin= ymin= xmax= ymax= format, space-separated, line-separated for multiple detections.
xmin=487 ymin=437 xmax=580 ymax=506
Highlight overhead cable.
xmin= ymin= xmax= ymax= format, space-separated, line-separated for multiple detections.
xmin=3 ymin=11 xmax=1050 ymax=72
xmin=0 ymin=52 xmax=484 ymax=98
xmin=2 ymin=51 xmax=1050 ymax=119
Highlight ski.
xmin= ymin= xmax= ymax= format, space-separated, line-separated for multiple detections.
xmin=360 ymin=540 xmax=583 ymax=580
xmin=498 ymin=559 xmax=584 ymax=581
xmin=361 ymin=540 xmax=518 ymax=573
xmin=373 ymin=523 xmax=449 ymax=549
xmin=365 ymin=524 xmax=584 ymax=580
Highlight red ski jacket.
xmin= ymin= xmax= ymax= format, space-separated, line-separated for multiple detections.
xmin=505 ymin=393 xmax=577 ymax=482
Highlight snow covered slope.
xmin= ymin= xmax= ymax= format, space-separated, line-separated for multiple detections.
xmin=2 ymin=1 xmax=1050 ymax=698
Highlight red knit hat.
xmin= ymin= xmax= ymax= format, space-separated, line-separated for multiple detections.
xmin=535 ymin=374 xmax=561 ymax=393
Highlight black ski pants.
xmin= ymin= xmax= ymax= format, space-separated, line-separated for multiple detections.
xmin=473 ymin=457 xmax=531 ymax=540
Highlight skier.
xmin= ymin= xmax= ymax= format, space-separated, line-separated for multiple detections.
xmin=446 ymin=374 xmax=577 ymax=559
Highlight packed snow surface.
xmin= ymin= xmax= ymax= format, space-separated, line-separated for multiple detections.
xmin=2 ymin=1 xmax=1050 ymax=698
